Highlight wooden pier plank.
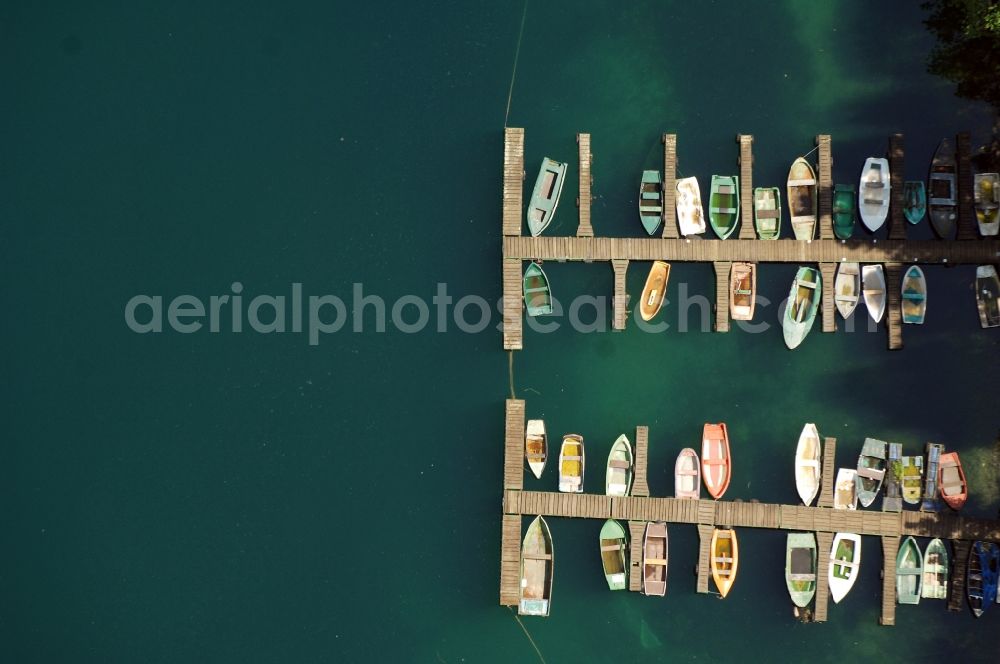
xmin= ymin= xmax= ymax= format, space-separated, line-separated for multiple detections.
xmin=817 ymin=438 xmax=837 ymax=508
xmin=632 ymin=426 xmax=650 ymax=497
xmin=880 ymin=536 xmax=899 ymax=625
xmin=577 ymin=133 xmax=594 ymax=237
xmin=948 ymin=539 xmax=971 ymax=612
xmin=697 ymin=524 xmax=713 ymax=593
xmin=814 ymin=531 xmax=833 ymax=622
xmin=502 ymin=259 xmax=523 ymax=350
xmin=500 ymin=514 xmax=522 ymax=605
xmin=503 ymin=399 xmax=525 ymax=490
xmin=819 ymin=262 xmax=837 ymax=333
xmin=503 ymin=128 xmax=524 ymax=236
xmin=612 ymin=259 xmax=629 ymax=330
xmin=956 ymin=132 xmax=978 ymax=240
xmin=628 ymin=521 xmax=646 ymax=592
xmin=887 ymin=134 xmax=907 ymax=240
xmin=816 ymin=135 xmax=833 ymax=240
xmin=738 ymin=135 xmax=755 ymax=239
xmin=885 ymin=262 xmax=903 ymax=350
xmin=713 ymin=261 xmax=731 ymax=332
xmin=662 ymin=134 xmax=678 ymax=238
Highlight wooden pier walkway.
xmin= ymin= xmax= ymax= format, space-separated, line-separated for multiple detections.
xmin=502 ymin=259 xmax=523 ymax=351
xmin=632 ymin=426 xmax=649 ymax=497
xmin=738 ymin=135 xmax=755 ymax=240
xmin=628 ymin=520 xmax=646 ymax=592
xmin=502 ymin=128 xmax=524 ymax=237
xmin=819 ymin=263 xmax=837 ymax=333
xmin=888 ymin=134 xmax=907 ymax=241
xmin=817 ymin=438 xmax=837 ymax=508
xmin=885 ymin=263 xmax=903 ymax=350
xmin=577 ymin=133 xmax=594 ymax=237
xmin=956 ymin=132 xmax=978 ymax=241
xmin=662 ymin=134 xmax=678 ymax=238
xmin=813 ymin=531 xmax=833 ymax=622
xmin=612 ymin=259 xmax=629 ymax=330
xmin=816 ymin=135 xmax=833 ymax=240
xmin=948 ymin=539 xmax=971 ymax=612
xmin=880 ymin=536 xmax=900 ymax=625
xmin=713 ymin=261 xmax=731 ymax=332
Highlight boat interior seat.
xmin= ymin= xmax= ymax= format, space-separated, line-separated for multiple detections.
xmin=601 ymin=544 xmax=622 ymax=552
xmin=799 ymin=459 xmax=820 ymax=468
xmin=789 ymin=573 xmax=816 ymax=581
xmin=641 ymin=191 xmax=660 ymax=200
xmin=526 ymin=453 xmax=546 ymax=459
xmin=863 ymin=197 xmax=884 ymax=205
xmin=644 ymin=558 xmax=668 ymax=566
xmin=714 ymin=556 xmax=734 ymax=563
xmin=703 ymin=458 xmax=728 ymax=465
xmin=677 ymin=469 xmax=698 ymax=476
xmin=562 ymin=455 xmax=582 ymax=461
xmin=641 ymin=205 xmax=664 ymax=212
xmin=717 ymin=185 xmax=735 ymax=194
xmin=710 ymin=207 xmax=737 ymax=214
xmin=609 ymin=460 xmax=631 ymax=469
xmin=857 ymin=467 xmax=885 ymax=480
xmin=864 ymin=181 xmax=885 ymax=189
xmin=523 ymin=553 xmax=552 ymax=560
xmin=788 ymin=178 xmax=816 ymax=187
xmin=756 ymin=209 xmax=780 ymax=219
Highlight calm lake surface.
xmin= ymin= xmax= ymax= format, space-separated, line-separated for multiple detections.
xmin=3 ymin=1 xmax=999 ymax=662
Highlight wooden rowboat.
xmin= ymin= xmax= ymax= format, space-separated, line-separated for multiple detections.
xmin=975 ymin=173 xmax=999 ymax=236
xmin=558 ymin=434 xmax=585 ymax=493
xmin=921 ymin=442 xmax=945 ymax=512
xmin=729 ymin=262 xmax=756 ymax=321
xmin=785 ymin=532 xmax=817 ymax=608
xmin=519 ymin=515 xmax=553 ymax=616
xmin=938 ymin=451 xmax=967 ymax=510
xmin=523 ymin=262 xmax=553 ymax=317
xmin=710 ymin=528 xmax=739 ymax=598
xmin=829 ymin=532 xmax=862 ymax=603
xmin=526 ymin=158 xmax=567 ymax=236
xmin=859 ymin=157 xmax=890 ymax=232
xmin=856 ymin=438 xmax=887 ymax=508
xmin=674 ymin=448 xmax=701 ymax=499
xmin=753 ymin=187 xmax=781 ymax=239
xmin=834 ymin=262 xmax=860 ymax=320
xmin=676 ymin=176 xmax=706 ymax=236
xmin=702 ymin=423 xmax=731 ymax=500
xmin=524 ymin=419 xmax=547 ymax=480
xmin=862 ymin=264 xmax=886 ymax=324
xmin=794 ymin=423 xmax=821 ymax=506
xmin=834 ymin=468 xmax=858 ymax=510
xmin=977 ymin=265 xmax=1000 ymax=329
xmin=639 ymin=261 xmax=670 ymax=322
xmin=928 ymin=139 xmax=958 ymax=239
xmin=642 ymin=522 xmax=668 ymax=597
xmin=787 ymin=157 xmax=817 ymax=240
xmin=921 ymin=538 xmax=949 ymax=600
xmin=782 ymin=266 xmax=821 ymax=349
xmin=896 ymin=535 xmax=923 ymax=605
xmin=709 ymin=174 xmax=740 ymax=239
xmin=833 ymin=184 xmax=856 ymax=239
xmin=605 ymin=434 xmax=633 ymax=497
xmin=903 ymin=180 xmax=926 ymax=225
xmin=599 ymin=519 xmax=628 ymax=591
xmin=900 ymin=455 xmax=923 ymax=505
xmin=968 ymin=541 xmax=999 ymax=616
xmin=639 ymin=170 xmax=664 ymax=235
xmin=901 ymin=265 xmax=927 ymax=325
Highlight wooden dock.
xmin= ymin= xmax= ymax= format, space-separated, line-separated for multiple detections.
xmin=880 ymin=536 xmax=900 ymax=625
xmin=956 ymin=132 xmax=978 ymax=240
xmin=813 ymin=531 xmax=833 ymax=622
xmin=632 ymin=426 xmax=650 ymax=497
xmin=662 ymin=134 xmax=678 ymax=238
xmin=817 ymin=438 xmax=837 ymax=508
xmin=816 ymin=135 xmax=833 ymax=240
xmin=888 ymin=134 xmax=907 ymax=241
xmin=819 ymin=263 xmax=837 ymax=333
xmin=948 ymin=539 xmax=971 ymax=612
xmin=696 ymin=524 xmax=713 ymax=593
xmin=713 ymin=261 xmax=731 ymax=332
xmin=577 ymin=133 xmax=594 ymax=237
xmin=738 ymin=135 xmax=755 ymax=240
xmin=612 ymin=259 xmax=629 ymax=330
xmin=885 ymin=263 xmax=903 ymax=350
xmin=502 ymin=259 xmax=523 ymax=350
xmin=628 ymin=520 xmax=646 ymax=592
xmin=502 ymin=128 xmax=524 ymax=237
xmin=500 ymin=514 xmax=521 ymax=606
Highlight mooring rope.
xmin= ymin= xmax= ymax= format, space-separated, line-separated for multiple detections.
xmin=508 ymin=350 xmax=516 ymax=399
xmin=504 ymin=0 xmax=529 ymax=127
xmin=507 ymin=606 xmax=546 ymax=664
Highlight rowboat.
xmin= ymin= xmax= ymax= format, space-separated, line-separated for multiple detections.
xmin=639 ymin=261 xmax=670 ymax=322
xmin=639 ymin=170 xmax=664 ymax=235
xmin=903 ymin=181 xmax=926 ymax=225
xmin=558 ymin=434 xmax=585 ymax=493
xmin=928 ymin=139 xmax=958 ymax=238
xmin=976 ymin=265 xmax=1000 ymax=328
xmin=523 ymin=263 xmax=553 ymax=316
xmin=833 ymin=184 xmax=856 ymax=239
xmin=710 ymin=528 xmax=739 ymax=598
xmin=896 ymin=536 xmax=923 ymax=605
xmin=525 ymin=419 xmax=547 ymax=480
xmin=782 ymin=266 xmax=821 ymax=349
xmin=862 ymin=264 xmax=886 ymax=324
xmin=901 ymin=265 xmax=927 ymax=324
xmin=787 ymin=158 xmax=817 ymax=240
xmin=856 ymin=438 xmax=887 ymax=508
xmin=900 ymin=455 xmax=923 ymax=505
xmin=702 ymin=423 xmax=731 ymax=500
xmin=794 ymin=423 xmax=822 ymax=506
xmin=642 ymin=522 xmax=668 ymax=596
xmin=833 ymin=468 xmax=858 ymax=510
xmin=829 ymin=532 xmax=862 ymax=603
xmin=753 ymin=187 xmax=781 ymax=239
xmin=921 ymin=538 xmax=949 ymax=600
xmin=975 ymin=173 xmax=1000 ymax=235
xmin=674 ymin=448 xmax=701 ymax=499
xmin=526 ymin=158 xmax=567 ymax=236
xmin=519 ymin=515 xmax=554 ymax=616
xmin=599 ymin=519 xmax=628 ymax=591
xmin=605 ymin=434 xmax=633 ymax=497
xmin=785 ymin=532 xmax=817 ymax=608
xmin=709 ymin=175 xmax=740 ymax=239
xmin=859 ymin=157 xmax=890 ymax=232
xmin=921 ymin=442 xmax=945 ymax=512
xmin=834 ymin=262 xmax=860 ymax=319
xmin=676 ymin=176 xmax=706 ymax=236
xmin=729 ymin=262 xmax=756 ymax=321
xmin=968 ymin=541 xmax=1000 ymax=617
xmin=883 ymin=442 xmax=903 ymax=513
xmin=938 ymin=451 xmax=967 ymax=510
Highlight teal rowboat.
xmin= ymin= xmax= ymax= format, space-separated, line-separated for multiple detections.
xmin=785 ymin=533 xmax=817 ymax=608
xmin=639 ymin=170 xmax=664 ymax=235
xmin=522 ymin=263 xmax=553 ymax=317
xmin=896 ymin=536 xmax=923 ymax=605
xmin=922 ymin=538 xmax=949 ymax=600
xmin=782 ymin=266 xmax=821 ymax=349
xmin=832 ymin=184 xmax=856 ymax=239
xmin=526 ymin=158 xmax=567 ymax=236
xmin=856 ymin=438 xmax=887 ymax=508
xmin=708 ymin=175 xmax=740 ymax=239
xmin=599 ymin=519 xmax=628 ymax=590
xmin=753 ymin=187 xmax=781 ymax=239
xmin=903 ymin=181 xmax=926 ymax=224
xmin=901 ymin=265 xmax=927 ymax=324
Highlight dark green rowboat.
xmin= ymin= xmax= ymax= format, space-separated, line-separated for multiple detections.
xmin=832 ymin=184 xmax=856 ymax=240
xmin=708 ymin=175 xmax=740 ymax=239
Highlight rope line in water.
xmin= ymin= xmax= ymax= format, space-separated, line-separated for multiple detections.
xmin=504 ymin=0 xmax=529 ymax=127
xmin=508 ymin=350 xmax=516 ymax=400
xmin=507 ymin=606 xmax=546 ymax=664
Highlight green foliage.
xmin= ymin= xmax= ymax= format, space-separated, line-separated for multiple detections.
xmin=923 ymin=0 xmax=1000 ymax=109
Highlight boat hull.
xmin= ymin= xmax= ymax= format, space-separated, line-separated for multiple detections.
xmin=938 ymin=451 xmax=967 ymax=510
xmin=786 ymin=532 xmax=817 ymax=608
xmin=896 ymin=536 xmax=923 ymax=605
xmin=834 ymin=262 xmax=860 ymax=320
xmin=523 ymin=262 xmax=553 ymax=317
xmin=710 ymin=528 xmax=739 ymax=598
xmin=708 ymin=175 xmax=740 ymax=239
xmin=921 ymin=538 xmax=949 ymax=600
xmin=787 ymin=158 xmax=817 ymax=240
xmin=977 ymin=265 xmax=1000 ymax=328
xmin=975 ymin=173 xmax=1000 ymax=235
xmin=642 ymin=522 xmax=668 ymax=596
xmin=752 ymin=187 xmax=781 ymax=239
xmin=833 ymin=184 xmax=856 ymax=239
xmin=639 ymin=261 xmax=670 ymax=322
xmin=701 ymin=423 xmax=731 ymax=499
xmin=903 ymin=180 xmax=926 ymax=224
xmin=639 ymin=170 xmax=664 ymax=235
xmin=794 ymin=423 xmax=821 ymax=506
xmin=901 ymin=265 xmax=927 ymax=325
xmin=605 ymin=434 xmax=633 ymax=497
xmin=526 ymin=158 xmax=567 ymax=236
xmin=729 ymin=262 xmax=755 ymax=321
xmin=676 ymin=177 xmax=706 ymax=236
xmin=519 ymin=516 xmax=554 ymax=616
xmin=862 ymin=264 xmax=886 ymax=324
xmin=928 ymin=139 xmax=957 ymax=239
xmin=599 ymin=519 xmax=628 ymax=591
xmin=829 ymin=533 xmax=862 ymax=603
xmin=558 ymin=434 xmax=585 ymax=493
xmin=525 ymin=419 xmax=547 ymax=480
xmin=674 ymin=448 xmax=701 ymax=499
xmin=859 ymin=157 xmax=890 ymax=232
xmin=782 ymin=266 xmax=821 ymax=349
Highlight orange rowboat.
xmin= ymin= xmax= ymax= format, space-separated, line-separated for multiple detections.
xmin=938 ymin=451 xmax=967 ymax=510
xmin=711 ymin=528 xmax=739 ymax=598
xmin=639 ymin=261 xmax=670 ymax=321
xmin=702 ymin=423 xmax=731 ymax=499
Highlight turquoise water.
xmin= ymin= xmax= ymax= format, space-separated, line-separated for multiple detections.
xmin=3 ymin=1 xmax=999 ymax=662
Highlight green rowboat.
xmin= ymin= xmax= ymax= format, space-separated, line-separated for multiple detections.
xmin=832 ymin=184 xmax=856 ymax=239
xmin=526 ymin=158 xmax=567 ymax=236
xmin=896 ymin=535 xmax=923 ymax=605
xmin=782 ymin=266 xmax=821 ymax=349
xmin=599 ymin=519 xmax=628 ymax=590
xmin=708 ymin=175 xmax=740 ymax=239
xmin=785 ymin=533 xmax=817 ymax=608
xmin=921 ymin=538 xmax=949 ymax=600
xmin=522 ymin=263 xmax=553 ymax=316
xmin=639 ymin=170 xmax=664 ymax=235
xmin=903 ymin=181 xmax=926 ymax=224
xmin=752 ymin=187 xmax=781 ymax=239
